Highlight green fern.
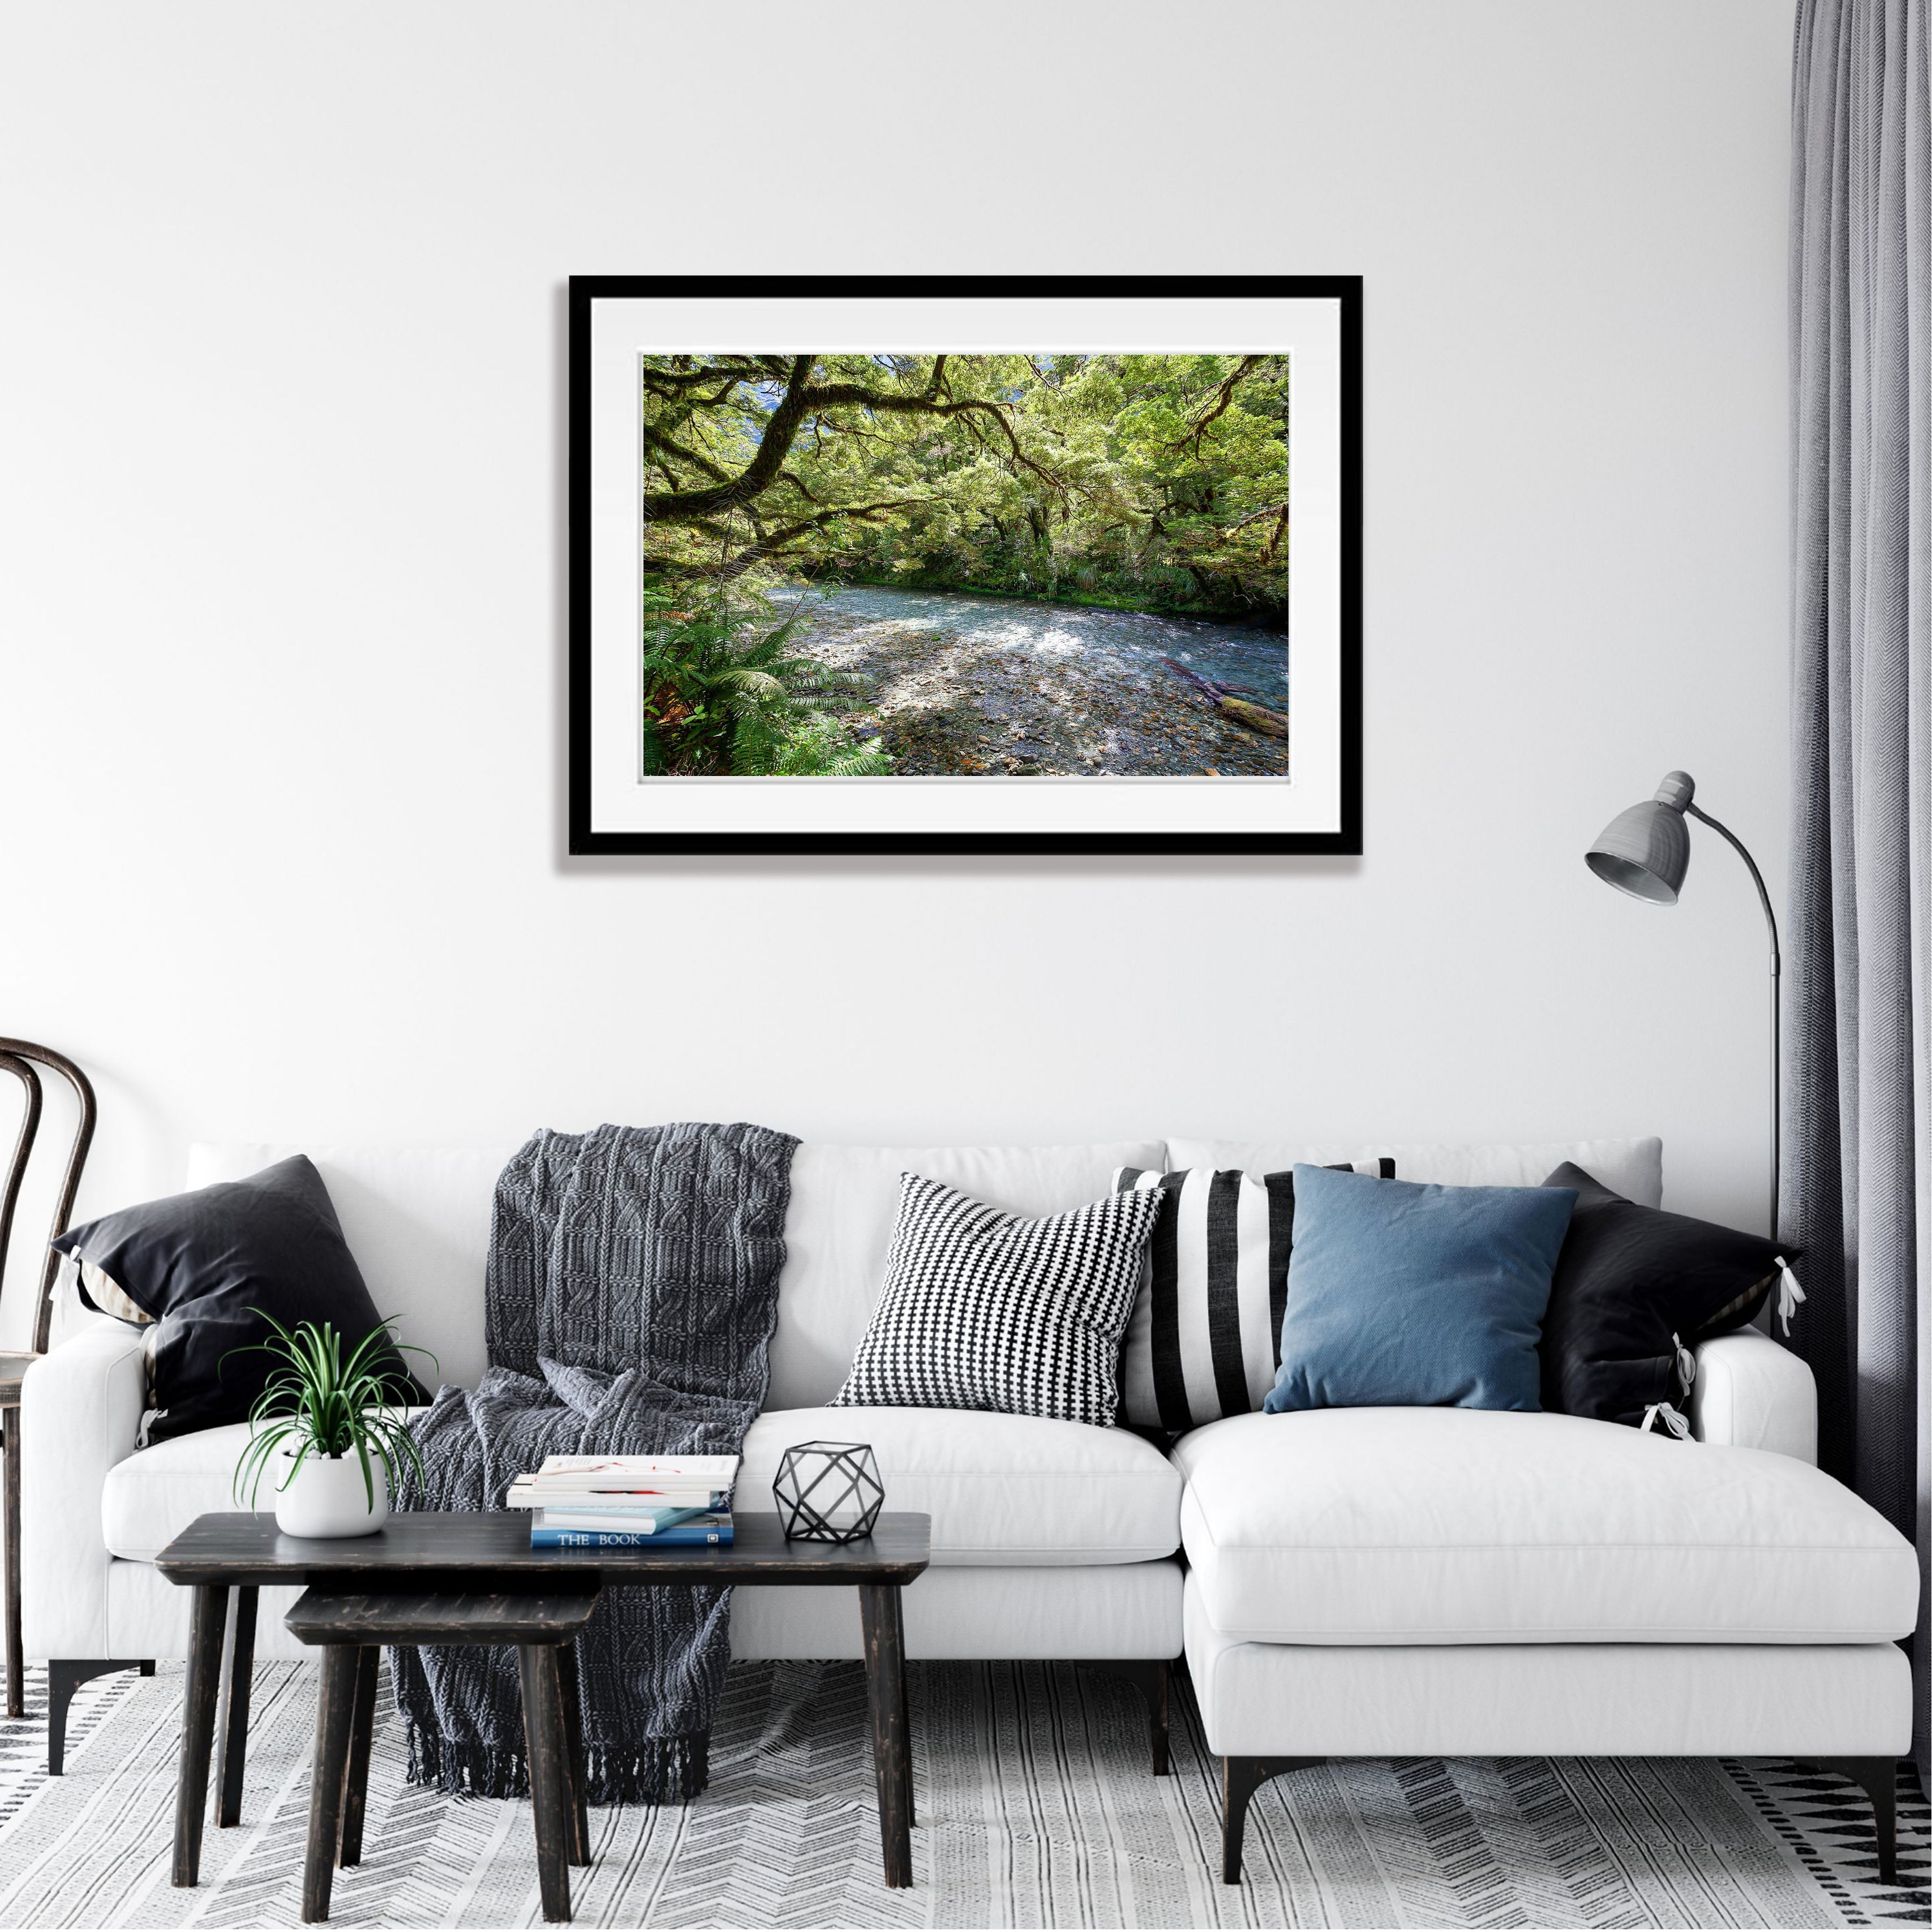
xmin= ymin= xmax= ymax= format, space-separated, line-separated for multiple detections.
xmin=771 ymin=716 xmax=895 ymax=776
xmin=640 ymin=592 xmax=892 ymax=777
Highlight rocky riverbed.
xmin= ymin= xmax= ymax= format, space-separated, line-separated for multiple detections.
xmin=772 ymin=585 xmax=1291 ymax=778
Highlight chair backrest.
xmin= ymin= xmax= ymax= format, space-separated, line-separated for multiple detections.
xmin=0 ymin=1039 xmax=97 ymax=1356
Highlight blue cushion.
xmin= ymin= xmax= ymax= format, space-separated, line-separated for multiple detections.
xmin=1262 ymin=1166 xmax=1578 ymax=1414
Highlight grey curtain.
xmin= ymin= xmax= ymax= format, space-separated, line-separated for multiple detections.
xmin=1789 ymin=0 xmax=1931 ymax=1782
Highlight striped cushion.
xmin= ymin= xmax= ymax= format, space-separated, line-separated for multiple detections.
xmin=1112 ymin=1161 xmax=1394 ymax=1431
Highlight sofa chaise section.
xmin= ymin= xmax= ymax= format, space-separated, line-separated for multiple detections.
xmin=1176 ymin=1391 xmax=1920 ymax=1882
xmin=1174 ymin=1403 xmax=1914 ymax=1645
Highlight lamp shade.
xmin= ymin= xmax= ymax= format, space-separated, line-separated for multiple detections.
xmin=1585 ymin=771 xmax=1694 ymax=904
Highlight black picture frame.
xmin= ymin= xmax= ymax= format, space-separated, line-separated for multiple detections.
xmin=568 ymin=275 xmax=1362 ymax=855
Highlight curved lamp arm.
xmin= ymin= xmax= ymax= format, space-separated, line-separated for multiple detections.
xmin=1685 ymin=803 xmax=1782 ymax=974
xmin=1684 ymin=804 xmax=1782 ymax=1241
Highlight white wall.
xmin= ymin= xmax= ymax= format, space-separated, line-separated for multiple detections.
xmin=0 ymin=1 xmax=1795 ymax=1340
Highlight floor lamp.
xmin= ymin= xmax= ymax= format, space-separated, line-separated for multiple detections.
xmin=1584 ymin=770 xmax=1782 ymax=1242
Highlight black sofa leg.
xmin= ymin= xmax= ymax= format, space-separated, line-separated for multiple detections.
xmin=1221 ymin=1755 xmax=1324 ymax=1884
xmin=1806 ymin=1757 xmax=1899 ymax=1886
xmin=48 ymin=1660 xmax=152 ymax=1774
xmin=1078 ymin=1660 xmax=1174 ymax=1775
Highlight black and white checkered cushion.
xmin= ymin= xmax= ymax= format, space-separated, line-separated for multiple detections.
xmin=829 ymin=1172 xmax=1166 ymax=1425
xmin=1113 ymin=1159 xmax=1395 ymax=1431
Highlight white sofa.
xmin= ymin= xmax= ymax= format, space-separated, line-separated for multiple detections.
xmin=19 ymin=1132 xmax=1919 ymax=1884
xmin=24 ymin=1138 xmax=1188 ymax=1773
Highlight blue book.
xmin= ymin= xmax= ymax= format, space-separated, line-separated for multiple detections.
xmin=530 ymin=1522 xmax=734 ymax=1549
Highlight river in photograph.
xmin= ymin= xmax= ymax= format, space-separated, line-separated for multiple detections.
xmin=768 ymin=583 xmax=1291 ymax=778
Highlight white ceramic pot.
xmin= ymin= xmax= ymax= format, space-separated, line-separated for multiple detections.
xmin=272 ymin=1446 xmax=389 ymax=1539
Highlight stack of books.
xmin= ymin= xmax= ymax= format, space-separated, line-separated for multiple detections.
xmin=507 ymin=1453 xmax=738 ymax=1548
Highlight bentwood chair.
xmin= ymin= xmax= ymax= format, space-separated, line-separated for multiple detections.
xmin=0 ymin=1040 xmax=97 ymax=1719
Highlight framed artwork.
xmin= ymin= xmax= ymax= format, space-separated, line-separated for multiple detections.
xmin=568 ymin=276 xmax=1361 ymax=854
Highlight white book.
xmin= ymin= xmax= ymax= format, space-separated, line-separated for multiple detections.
xmin=508 ymin=1478 xmax=727 ymax=1496
xmin=504 ymin=1488 xmax=728 ymax=1512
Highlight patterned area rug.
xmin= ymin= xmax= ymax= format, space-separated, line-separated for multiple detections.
xmin=0 ymin=1659 xmax=1922 ymax=1928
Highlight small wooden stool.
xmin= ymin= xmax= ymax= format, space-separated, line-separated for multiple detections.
xmin=284 ymin=1586 xmax=597 ymax=1924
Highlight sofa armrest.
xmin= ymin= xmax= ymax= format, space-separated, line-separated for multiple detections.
xmin=1689 ymin=1328 xmax=1817 ymax=1462
xmin=20 ymin=1322 xmax=147 ymax=1658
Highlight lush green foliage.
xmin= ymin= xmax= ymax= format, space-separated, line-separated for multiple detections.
xmin=639 ymin=592 xmax=891 ymax=777
xmin=640 ymin=353 xmax=1291 ymax=621
xmin=228 ymin=1313 xmax=435 ymax=1512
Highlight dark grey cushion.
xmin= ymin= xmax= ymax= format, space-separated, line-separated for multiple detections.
xmin=53 ymin=1154 xmax=429 ymax=1441
xmin=1538 ymin=1161 xmax=1792 ymax=1430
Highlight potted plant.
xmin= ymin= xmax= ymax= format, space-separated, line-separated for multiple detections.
xmin=230 ymin=1313 xmax=435 ymax=1539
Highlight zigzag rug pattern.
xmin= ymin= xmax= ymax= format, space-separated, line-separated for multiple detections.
xmin=0 ymin=1660 xmax=1921 ymax=1927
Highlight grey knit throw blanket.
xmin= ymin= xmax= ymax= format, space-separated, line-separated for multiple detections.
xmin=391 ymin=1121 xmax=798 ymax=1804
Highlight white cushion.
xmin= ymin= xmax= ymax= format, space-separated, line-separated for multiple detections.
xmin=766 ymin=1141 xmax=1165 ymax=1409
xmin=106 ymin=1402 xmax=1184 ymax=1570
xmin=1184 ymin=1578 xmax=1915 ymax=1758
xmin=1166 ymin=1137 xmax=1663 ymax=1207
xmin=102 ymin=1421 xmax=259 ymax=1561
xmin=103 ymin=1407 xmax=435 ymax=1564
xmin=1174 ymin=1408 xmax=1920 ymax=1644
xmin=740 ymin=1407 xmax=1181 ymax=1564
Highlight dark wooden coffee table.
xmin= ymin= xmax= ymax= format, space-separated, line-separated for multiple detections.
xmin=155 ymin=1511 xmax=931 ymax=1890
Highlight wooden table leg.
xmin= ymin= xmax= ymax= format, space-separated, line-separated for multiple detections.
xmin=301 ymin=1646 xmax=360 ymax=1923
xmin=888 ymin=1586 xmax=913 ymax=1829
xmin=517 ymin=1644 xmax=573 ymax=1923
xmin=173 ymin=1583 xmax=228 ymax=1887
xmin=859 ymin=1583 xmax=912 ymax=1889
xmin=555 ymin=1639 xmax=591 ymax=1866
xmin=215 ymin=1585 xmax=258 ymax=1827
xmin=337 ymin=1646 xmax=379 ymax=1868
xmin=3 ymin=1403 xmax=22 ymax=1721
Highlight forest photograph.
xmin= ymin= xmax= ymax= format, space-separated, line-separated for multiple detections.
xmin=635 ymin=352 xmax=1296 ymax=780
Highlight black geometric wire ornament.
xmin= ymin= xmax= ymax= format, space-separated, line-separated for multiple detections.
xmin=773 ymin=1440 xmax=884 ymax=1543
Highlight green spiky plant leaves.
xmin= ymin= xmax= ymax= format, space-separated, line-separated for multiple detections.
xmin=639 ymin=594 xmax=892 ymax=778
xmin=228 ymin=1313 xmax=437 ymax=1514
xmin=769 ymin=715 xmax=895 ymax=776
